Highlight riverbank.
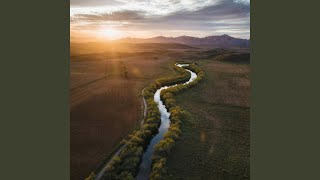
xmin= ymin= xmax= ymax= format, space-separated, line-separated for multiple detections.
xmin=136 ymin=64 xmax=198 ymax=179
xmin=101 ymin=63 xmax=203 ymax=180
xmin=149 ymin=64 xmax=205 ymax=180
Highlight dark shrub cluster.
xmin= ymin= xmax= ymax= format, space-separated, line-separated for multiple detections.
xmin=101 ymin=63 xmax=194 ymax=180
xmin=150 ymin=64 xmax=205 ymax=180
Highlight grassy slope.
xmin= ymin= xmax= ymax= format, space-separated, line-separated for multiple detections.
xmin=166 ymin=59 xmax=250 ymax=180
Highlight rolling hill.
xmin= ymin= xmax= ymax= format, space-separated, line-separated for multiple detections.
xmin=117 ymin=34 xmax=250 ymax=48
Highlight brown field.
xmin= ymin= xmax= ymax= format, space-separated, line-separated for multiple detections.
xmin=70 ymin=43 xmax=202 ymax=180
xmin=70 ymin=42 xmax=250 ymax=180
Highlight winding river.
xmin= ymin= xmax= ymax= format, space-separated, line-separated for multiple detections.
xmin=136 ymin=64 xmax=197 ymax=180
xmin=95 ymin=64 xmax=197 ymax=180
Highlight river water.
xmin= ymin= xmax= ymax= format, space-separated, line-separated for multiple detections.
xmin=136 ymin=64 xmax=197 ymax=180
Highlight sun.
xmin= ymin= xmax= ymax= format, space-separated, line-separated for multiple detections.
xmin=97 ymin=28 xmax=122 ymax=40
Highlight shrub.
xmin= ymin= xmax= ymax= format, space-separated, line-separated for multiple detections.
xmin=149 ymin=158 xmax=168 ymax=180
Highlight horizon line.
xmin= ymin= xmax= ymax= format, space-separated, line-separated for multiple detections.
xmin=70 ymin=33 xmax=251 ymax=43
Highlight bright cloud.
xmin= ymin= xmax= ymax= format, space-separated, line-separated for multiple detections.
xmin=70 ymin=0 xmax=250 ymax=40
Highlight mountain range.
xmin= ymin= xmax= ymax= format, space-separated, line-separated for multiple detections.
xmin=117 ymin=34 xmax=250 ymax=48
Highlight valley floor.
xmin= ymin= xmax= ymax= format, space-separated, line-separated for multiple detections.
xmin=69 ymin=43 xmax=250 ymax=180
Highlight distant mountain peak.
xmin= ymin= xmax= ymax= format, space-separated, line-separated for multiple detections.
xmin=221 ymin=34 xmax=231 ymax=37
xmin=117 ymin=34 xmax=249 ymax=48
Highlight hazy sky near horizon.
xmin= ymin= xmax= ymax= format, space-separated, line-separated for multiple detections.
xmin=70 ymin=0 xmax=250 ymax=40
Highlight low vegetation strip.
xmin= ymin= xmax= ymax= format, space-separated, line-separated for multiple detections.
xmin=100 ymin=63 xmax=193 ymax=180
xmin=150 ymin=64 xmax=205 ymax=180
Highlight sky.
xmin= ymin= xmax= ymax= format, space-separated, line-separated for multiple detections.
xmin=70 ymin=0 xmax=250 ymax=41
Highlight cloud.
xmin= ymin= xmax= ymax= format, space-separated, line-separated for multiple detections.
xmin=71 ymin=0 xmax=250 ymax=38
xmin=165 ymin=0 xmax=250 ymax=21
xmin=233 ymin=0 xmax=250 ymax=6
xmin=70 ymin=0 xmax=124 ymax=7
xmin=73 ymin=10 xmax=146 ymax=22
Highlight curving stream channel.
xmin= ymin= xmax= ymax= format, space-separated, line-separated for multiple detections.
xmin=95 ymin=64 xmax=197 ymax=180
xmin=136 ymin=64 xmax=197 ymax=180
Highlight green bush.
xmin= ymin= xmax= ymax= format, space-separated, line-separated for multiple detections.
xmin=149 ymin=158 xmax=168 ymax=180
